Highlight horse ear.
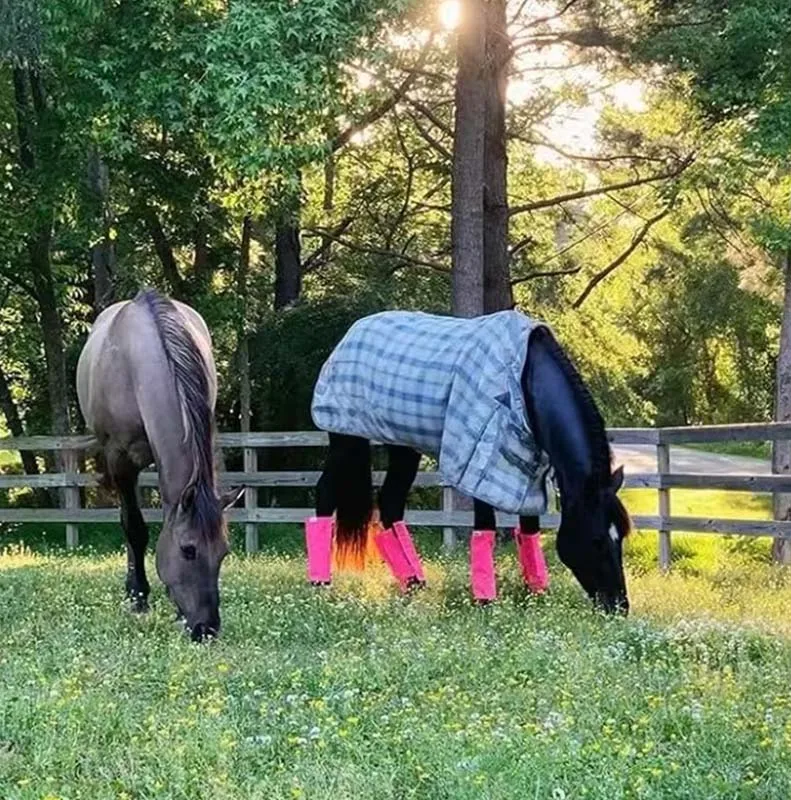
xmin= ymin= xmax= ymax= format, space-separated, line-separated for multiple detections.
xmin=179 ymin=484 xmax=196 ymax=513
xmin=220 ymin=486 xmax=244 ymax=511
xmin=611 ymin=465 xmax=624 ymax=493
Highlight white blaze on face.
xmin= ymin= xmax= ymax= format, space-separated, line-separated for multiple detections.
xmin=609 ymin=524 xmax=619 ymax=543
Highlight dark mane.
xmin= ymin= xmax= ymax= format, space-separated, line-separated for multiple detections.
xmin=136 ymin=289 xmax=220 ymax=534
xmin=532 ymin=326 xmax=613 ymax=486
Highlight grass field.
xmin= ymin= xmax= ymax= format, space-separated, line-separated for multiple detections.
xmin=4 ymin=506 xmax=791 ymax=799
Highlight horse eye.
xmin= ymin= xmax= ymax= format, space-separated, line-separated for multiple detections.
xmin=181 ymin=544 xmax=197 ymax=561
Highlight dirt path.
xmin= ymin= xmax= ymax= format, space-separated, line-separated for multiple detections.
xmin=612 ymin=444 xmax=770 ymax=475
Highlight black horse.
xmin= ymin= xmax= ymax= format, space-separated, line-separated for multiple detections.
xmin=304 ymin=311 xmax=630 ymax=614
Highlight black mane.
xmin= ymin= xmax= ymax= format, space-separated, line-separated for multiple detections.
xmin=137 ymin=289 xmax=220 ymax=534
xmin=531 ymin=326 xmax=613 ymax=486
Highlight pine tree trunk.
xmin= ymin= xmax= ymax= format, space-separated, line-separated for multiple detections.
xmin=451 ymin=0 xmax=486 ymax=318
xmin=483 ymin=0 xmax=512 ymax=314
xmin=773 ymin=248 xmax=791 ymax=563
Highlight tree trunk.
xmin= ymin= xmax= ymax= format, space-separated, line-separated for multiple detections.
xmin=322 ymin=152 xmax=336 ymax=259
xmin=0 ymin=361 xmax=39 ymax=475
xmin=274 ymin=179 xmax=302 ymax=311
xmin=12 ymin=67 xmax=71 ymax=440
xmin=483 ymin=0 xmax=513 ymax=314
xmin=88 ymin=147 xmax=115 ymax=315
xmin=773 ymin=248 xmax=791 ymax=563
xmin=29 ymin=228 xmax=71 ymax=438
xmin=451 ymin=0 xmax=486 ymax=318
xmin=192 ymin=209 xmax=212 ymax=296
xmin=144 ymin=207 xmax=186 ymax=300
xmin=238 ymin=215 xmax=252 ymax=433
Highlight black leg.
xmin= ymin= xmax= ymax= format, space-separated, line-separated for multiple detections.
xmin=519 ymin=515 xmax=540 ymax=533
xmin=473 ymin=499 xmax=497 ymax=531
xmin=378 ymin=446 xmax=421 ymax=529
xmin=315 ymin=463 xmax=337 ymax=518
xmin=110 ymin=454 xmax=150 ymax=612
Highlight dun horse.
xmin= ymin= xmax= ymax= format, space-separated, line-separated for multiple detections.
xmin=306 ymin=310 xmax=631 ymax=613
xmin=77 ymin=290 xmax=242 ymax=640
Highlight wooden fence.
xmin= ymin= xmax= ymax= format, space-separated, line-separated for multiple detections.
xmin=1 ymin=422 xmax=791 ymax=569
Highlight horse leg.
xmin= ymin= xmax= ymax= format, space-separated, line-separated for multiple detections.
xmin=376 ymin=445 xmax=424 ymax=591
xmin=515 ymin=514 xmax=549 ymax=594
xmin=471 ymin=499 xmax=497 ymax=603
xmin=110 ymin=453 xmax=150 ymax=611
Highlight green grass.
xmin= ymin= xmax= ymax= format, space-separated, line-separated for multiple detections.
xmin=4 ymin=527 xmax=791 ymax=798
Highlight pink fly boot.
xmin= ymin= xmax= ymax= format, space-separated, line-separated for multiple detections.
xmin=514 ymin=528 xmax=549 ymax=594
xmin=375 ymin=526 xmax=414 ymax=592
xmin=305 ymin=516 xmax=333 ymax=585
xmin=392 ymin=521 xmax=426 ymax=587
xmin=470 ymin=530 xmax=497 ymax=603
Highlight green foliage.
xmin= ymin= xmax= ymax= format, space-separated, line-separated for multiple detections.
xmin=249 ymin=295 xmax=385 ymax=432
xmin=0 ymin=0 xmax=786 ymax=444
xmin=635 ymin=1 xmax=791 ymax=158
xmin=629 ymin=240 xmax=776 ymax=425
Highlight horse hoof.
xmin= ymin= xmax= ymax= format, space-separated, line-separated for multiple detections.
xmin=310 ymin=580 xmax=331 ymax=588
xmin=406 ymin=578 xmax=426 ymax=592
xmin=474 ymin=598 xmax=493 ymax=607
xmin=129 ymin=599 xmax=149 ymax=614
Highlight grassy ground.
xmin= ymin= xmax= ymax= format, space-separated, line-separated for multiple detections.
xmin=4 ymin=514 xmax=791 ymax=799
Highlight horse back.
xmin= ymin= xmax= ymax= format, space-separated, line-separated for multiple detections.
xmin=77 ymin=295 xmax=217 ymax=445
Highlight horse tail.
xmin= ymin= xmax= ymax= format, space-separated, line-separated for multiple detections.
xmin=332 ymin=435 xmax=375 ymax=570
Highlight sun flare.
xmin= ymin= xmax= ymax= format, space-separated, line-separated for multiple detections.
xmin=439 ymin=0 xmax=461 ymax=31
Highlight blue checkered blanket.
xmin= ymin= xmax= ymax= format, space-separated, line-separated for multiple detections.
xmin=311 ymin=310 xmax=551 ymax=515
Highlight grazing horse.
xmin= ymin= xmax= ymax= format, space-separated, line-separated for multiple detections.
xmin=76 ymin=289 xmax=242 ymax=640
xmin=305 ymin=310 xmax=630 ymax=613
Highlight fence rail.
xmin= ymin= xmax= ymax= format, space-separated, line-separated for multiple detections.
xmin=0 ymin=422 xmax=789 ymax=569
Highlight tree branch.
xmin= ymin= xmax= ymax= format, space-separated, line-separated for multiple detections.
xmin=510 ymin=132 xmax=669 ymax=166
xmin=572 ymin=202 xmax=676 ymax=309
xmin=301 ymin=216 xmax=354 ymax=273
xmin=509 ymin=156 xmax=693 ymax=217
xmin=304 ymin=228 xmax=448 ymax=274
xmin=511 ymin=267 xmax=581 ymax=286
xmin=143 ymin=206 xmax=186 ymax=299
xmin=330 ymin=34 xmax=434 ymax=153
xmin=401 ymin=94 xmax=454 ymax=137
xmin=407 ymin=110 xmax=452 ymax=161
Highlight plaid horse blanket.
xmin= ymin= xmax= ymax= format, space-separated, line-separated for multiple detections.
xmin=311 ymin=310 xmax=552 ymax=515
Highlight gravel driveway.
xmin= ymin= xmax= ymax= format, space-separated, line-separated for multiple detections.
xmin=611 ymin=444 xmax=771 ymax=475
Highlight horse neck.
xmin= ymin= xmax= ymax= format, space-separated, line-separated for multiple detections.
xmin=522 ymin=329 xmax=606 ymax=510
xmin=130 ymin=337 xmax=215 ymax=508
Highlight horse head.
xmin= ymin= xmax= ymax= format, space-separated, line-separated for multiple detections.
xmin=556 ymin=465 xmax=630 ymax=615
xmin=156 ymin=483 xmax=243 ymax=640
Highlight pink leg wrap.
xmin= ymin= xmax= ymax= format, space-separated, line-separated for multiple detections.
xmin=514 ymin=529 xmax=549 ymax=593
xmin=305 ymin=516 xmax=333 ymax=584
xmin=470 ymin=530 xmax=497 ymax=602
xmin=375 ymin=527 xmax=414 ymax=591
xmin=392 ymin=521 xmax=426 ymax=584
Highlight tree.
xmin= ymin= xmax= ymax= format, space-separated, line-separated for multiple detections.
xmin=623 ymin=0 xmax=791 ymax=561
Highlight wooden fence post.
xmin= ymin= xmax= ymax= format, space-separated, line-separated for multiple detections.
xmin=656 ymin=441 xmax=671 ymax=571
xmin=244 ymin=446 xmax=258 ymax=553
xmin=442 ymin=486 xmax=456 ymax=552
xmin=63 ymin=449 xmax=80 ymax=550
